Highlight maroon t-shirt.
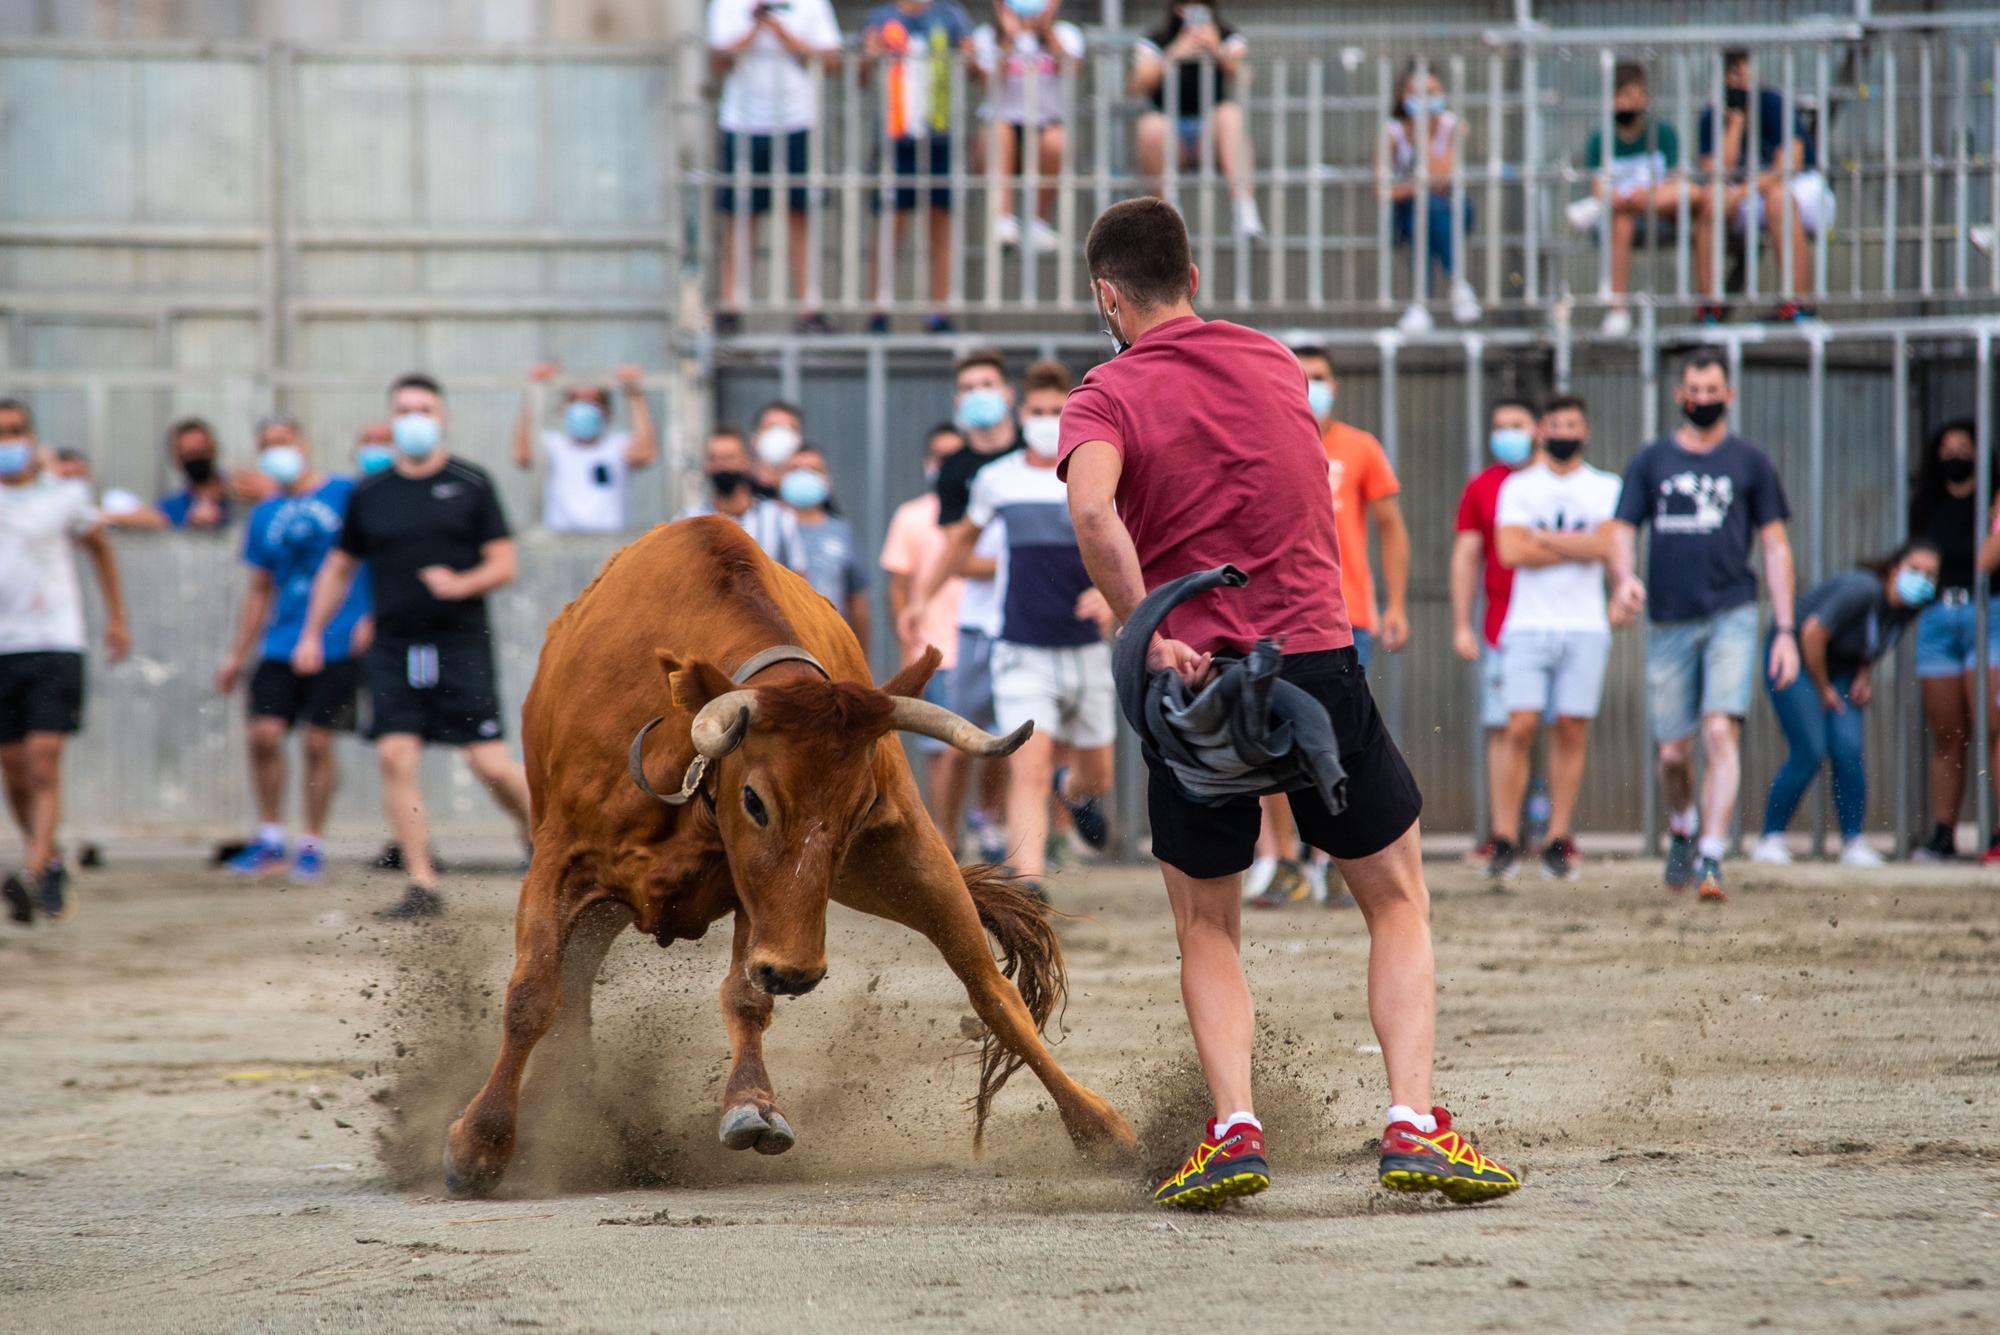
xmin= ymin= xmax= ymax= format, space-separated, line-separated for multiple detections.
xmin=1057 ymin=316 xmax=1352 ymax=657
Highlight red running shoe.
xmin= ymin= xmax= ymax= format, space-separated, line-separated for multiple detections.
xmin=1379 ymin=1106 xmax=1521 ymax=1203
xmin=1152 ymin=1118 xmax=1270 ymax=1208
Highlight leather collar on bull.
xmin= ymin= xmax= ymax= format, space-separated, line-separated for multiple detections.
xmin=627 ymin=645 xmax=831 ymax=807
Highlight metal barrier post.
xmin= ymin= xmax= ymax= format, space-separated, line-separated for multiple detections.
xmin=1307 ymin=55 xmax=1326 ymax=308
xmin=1976 ymin=328 xmax=1995 ymax=853
xmin=840 ymin=52 xmax=862 ymax=312
xmin=1952 ymin=44 xmax=1969 ymax=294
xmin=1376 ymin=331 xmax=1403 ymax=735
xmin=1376 ymin=55 xmax=1394 ymax=313
xmin=1464 ymin=335 xmax=1489 ymax=844
xmin=1745 ymin=54 xmax=1761 ymax=300
xmin=1091 ymin=51 xmax=1112 ymax=225
xmin=1056 ymin=60 xmax=1077 ymax=307
xmin=1523 ymin=47 xmax=1541 ymax=305
xmin=1269 ymin=56 xmax=1288 ymax=309
xmin=1779 ymin=48 xmax=1796 ymax=303
xmin=1486 ymin=50 xmax=1504 ymax=307
xmin=1197 ymin=54 xmax=1218 ymax=306
xmin=1639 ymin=302 xmax=1662 ymax=853
xmin=1674 ymin=50 xmax=1692 ymax=300
xmin=1883 ymin=43 xmax=1898 ymax=295
xmin=1918 ymin=40 xmax=1934 ymax=297
xmin=1450 ymin=54 xmax=1468 ymax=318
xmin=1021 ymin=57 xmax=1041 ymax=309
xmin=865 ymin=340 xmax=890 ymax=673
xmin=1412 ymin=57 xmax=1432 ymax=309
xmin=806 ymin=63 xmax=825 ymax=313
xmin=1596 ymin=47 xmax=1614 ymax=305
xmin=1710 ymin=50 xmax=1727 ymax=303
xmin=1815 ymin=45 xmax=1831 ymax=301
xmin=1891 ymin=332 xmax=1912 ymax=855
xmin=1807 ymin=327 xmax=1829 ymax=856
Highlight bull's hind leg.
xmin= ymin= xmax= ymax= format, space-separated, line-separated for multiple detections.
xmin=836 ymin=819 xmax=1137 ymax=1159
xmin=716 ymin=911 xmax=796 ymax=1155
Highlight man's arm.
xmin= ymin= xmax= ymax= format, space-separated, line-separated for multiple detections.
xmin=899 ymin=520 xmax=980 ymax=645
xmin=1534 ymin=524 xmax=1614 ymax=561
xmin=1371 ymin=495 xmax=1411 ymax=652
xmin=419 ymin=538 xmax=518 ymax=602
xmin=1449 ymin=529 xmax=1484 ymax=662
xmin=217 ymin=568 xmax=274 ymax=691
xmin=1067 ymin=439 xmax=1210 ymax=685
xmin=76 ymin=527 xmax=130 ymax=663
xmin=1760 ymin=520 xmax=1799 ymax=688
xmin=1495 ymin=525 xmax=1567 ymax=569
xmin=513 ymin=361 xmax=556 ymax=470
xmin=292 ymin=549 xmax=360 ymax=674
xmin=1608 ymin=519 xmax=1648 ymax=621
xmin=619 ymin=366 xmax=659 ymax=469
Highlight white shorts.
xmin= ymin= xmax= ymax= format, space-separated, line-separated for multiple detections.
xmin=991 ymin=639 xmax=1116 ymax=750
xmin=1501 ymin=629 xmax=1612 ymax=721
xmin=1731 ymin=170 xmax=1835 ymax=236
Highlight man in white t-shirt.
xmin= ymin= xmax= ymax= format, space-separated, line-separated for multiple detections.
xmin=1489 ymin=394 xmax=1637 ymax=883
xmin=0 ymin=407 xmax=130 ymax=924
xmin=510 ymin=362 xmax=659 ymax=534
xmin=708 ymin=0 xmax=842 ymax=335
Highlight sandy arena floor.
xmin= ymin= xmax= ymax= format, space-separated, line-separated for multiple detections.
xmin=1 ymin=853 xmax=1995 ymax=1333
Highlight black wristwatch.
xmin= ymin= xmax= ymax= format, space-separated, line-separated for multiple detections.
xmin=1774 ymin=625 xmax=1796 ymax=638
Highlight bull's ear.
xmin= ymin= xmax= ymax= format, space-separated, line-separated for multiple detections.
xmin=880 ymin=644 xmax=942 ymax=699
xmin=659 ymin=651 xmax=735 ymax=713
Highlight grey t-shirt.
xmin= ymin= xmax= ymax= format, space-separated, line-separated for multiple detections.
xmin=1797 ymin=568 xmax=1912 ymax=676
xmin=796 ymin=513 xmax=864 ymax=609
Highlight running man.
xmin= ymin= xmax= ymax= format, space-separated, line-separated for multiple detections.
xmin=216 ymin=420 xmax=373 ymax=883
xmin=1610 ymin=349 xmax=1797 ymax=900
xmin=0 ymin=414 xmax=129 ymax=923
xmin=1488 ymin=394 xmax=1638 ymax=881
xmin=1060 ymin=198 xmax=1518 ymax=1208
xmin=294 ymin=374 xmax=533 ymax=920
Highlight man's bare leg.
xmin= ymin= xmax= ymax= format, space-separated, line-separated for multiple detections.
xmin=1334 ymin=821 xmax=1435 ymax=1111
xmin=1160 ymin=862 xmax=1254 ymax=1119
xmin=377 ymin=733 xmax=434 ymax=888
xmin=1698 ymin=712 xmax=1742 ymax=850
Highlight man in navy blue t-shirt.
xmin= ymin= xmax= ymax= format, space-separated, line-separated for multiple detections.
xmin=216 ymin=426 xmax=373 ymax=883
xmin=1610 ymin=349 xmax=1798 ymax=900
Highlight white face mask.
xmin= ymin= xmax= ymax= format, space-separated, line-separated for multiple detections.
xmin=754 ymin=424 xmax=802 ymax=468
xmin=1022 ymin=416 xmax=1062 ymax=458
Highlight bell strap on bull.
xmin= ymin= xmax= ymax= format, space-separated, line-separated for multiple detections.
xmin=627 ymin=646 xmax=830 ymax=807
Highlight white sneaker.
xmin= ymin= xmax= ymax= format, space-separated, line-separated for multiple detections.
xmin=1302 ymin=856 xmax=1329 ymax=903
xmin=1243 ymin=855 xmax=1278 ymax=902
xmin=1397 ymin=302 xmax=1435 ymax=335
xmin=1750 ymin=834 xmax=1794 ymax=865
xmin=993 ymin=213 xmax=1021 ymax=248
xmin=1971 ymin=224 xmax=1996 ymax=257
xmin=1565 ymin=196 xmax=1605 ymax=231
xmin=1839 ymin=838 xmax=1884 ymax=868
xmin=1600 ymin=305 xmax=1634 ymax=338
xmin=1233 ymin=195 xmax=1266 ymax=241
xmin=1449 ymin=279 xmax=1483 ymax=325
xmin=1026 ymin=216 xmax=1060 ymax=253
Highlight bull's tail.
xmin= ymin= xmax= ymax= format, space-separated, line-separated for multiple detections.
xmin=961 ymin=862 xmax=1068 ymax=1152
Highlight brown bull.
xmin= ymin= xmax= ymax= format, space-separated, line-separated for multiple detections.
xmin=444 ymin=516 xmax=1137 ymax=1195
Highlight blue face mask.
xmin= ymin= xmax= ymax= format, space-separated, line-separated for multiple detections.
xmin=564 ymin=399 xmax=606 ymax=441
xmin=1307 ymin=381 xmax=1336 ymax=421
xmin=392 ymin=412 xmax=441 ymax=459
xmin=0 ymin=441 xmax=32 ymax=478
xmin=1895 ymin=567 xmax=1937 ymax=608
xmin=1490 ymin=427 xmax=1533 ymax=466
xmin=357 ymin=443 xmax=396 ymax=475
xmin=1005 ymin=0 xmax=1048 ymax=13
xmin=780 ymin=468 xmax=831 ymax=509
xmin=258 ymin=444 xmax=306 ymax=487
xmin=956 ymin=387 xmax=1010 ymax=432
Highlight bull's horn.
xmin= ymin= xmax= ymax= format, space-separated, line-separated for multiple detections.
xmin=887 ymin=696 xmax=1034 ymax=757
xmin=691 ymin=690 xmax=759 ymax=758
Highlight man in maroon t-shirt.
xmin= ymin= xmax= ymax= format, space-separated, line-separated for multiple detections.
xmin=1059 ymin=198 xmax=1519 ymax=1210
xmin=1450 ymin=396 xmax=1540 ymax=860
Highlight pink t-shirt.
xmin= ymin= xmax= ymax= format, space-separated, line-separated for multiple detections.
xmin=879 ymin=492 xmax=962 ymax=669
xmin=1058 ymin=316 xmax=1352 ymax=657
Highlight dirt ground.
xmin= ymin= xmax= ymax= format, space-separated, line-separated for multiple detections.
xmin=1 ymin=852 xmax=1995 ymax=1334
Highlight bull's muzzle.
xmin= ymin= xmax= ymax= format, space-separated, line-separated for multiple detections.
xmin=752 ymin=962 xmax=826 ymax=997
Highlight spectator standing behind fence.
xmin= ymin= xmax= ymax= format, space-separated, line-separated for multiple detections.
xmin=1610 ymin=349 xmax=1797 ymax=902
xmin=1451 ymin=396 xmax=1540 ymax=863
xmin=708 ymin=0 xmax=843 ymax=337
xmin=1751 ymin=543 xmax=1938 ymax=869
xmin=1907 ymin=420 xmax=2000 ymax=862
xmin=781 ymin=445 xmax=870 ymax=642
xmin=677 ymin=427 xmax=810 ymax=572
xmin=750 ymin=400 xmax=806 ymax=498
xmin=1295 ymin=346 xmax=1409 ymax=669
xmin=0 ymin=407 xmax=129 ymax=925
xmin=1488 ymin=395 xmax=1638 ymax=883
xmin=1564 ymin=62 xmax=1690 ymax=338
xmin=1381 ymin=60 xmax=1481 ymax=334
xmin=1131 ymin=3 xmax=1264 ymax=242
xmin=356 ymin=421 xmax=396 ymax=477
xmin=969 ymin=0 xmax=1082 ymax=254
xmin=214 ymin=423 xmax=372 ymax=885
xmin=105 ymin=417 xmax=234 ymax=530
xmin=1693 ymin=48 xmax=1831 ymax=325
xmin=510 ymin=363 xmax=658 ymax=534
xmin=863 ymin=0 xmax=975 ymax=335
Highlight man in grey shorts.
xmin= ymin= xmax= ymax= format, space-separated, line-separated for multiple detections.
xmin=1488 ymin=394 xmax=1640 ymax=882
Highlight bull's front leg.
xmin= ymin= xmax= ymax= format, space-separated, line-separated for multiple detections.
xmin=716 ymin=911 xmax=796 ymax=1155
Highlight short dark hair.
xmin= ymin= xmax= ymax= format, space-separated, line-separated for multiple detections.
xmin=0 ymin=397 xmax=30 ymax=430
xmin=755 ymin=398 xmax=803 ymax=426
xmin=390 ymin=372 xmax=444 ymax=401
xmin=1680 ymin=348 xmax=1730 ymax=383
xmin=1290 ymin=344 xmax=1334 ymax=376
xmin=568 ymin=384 xmax=611 ymax=408
xmin=926 ymin=422 xmax=963 ymax=445
xmin=708 ymin=425 xmax=745 ymax=444
xmin=1723 ymin=48 xmax=1750 ymax=72
xmin=1085 ymin=198 xmax=1194 ymax=310
xmin=1490 ymin=396 xmax=1537 ymax=418
xmin=1022 ymin=359 xmax=1074 ymax=396
xmin=167 ymin=416 xmax=214 ymax=451
xmin=1542 ymin=393 xmax=1588 ymax=418
xmin=1614 ymin=61 xmax=1649 ymax=92
xmin=953 ymin=348 xmax=1008 ymax=382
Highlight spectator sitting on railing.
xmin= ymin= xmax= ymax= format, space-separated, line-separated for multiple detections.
xmin=1381 ymin=59 xmax=1481 ymax=334
xmin=1131 ymin=2 xmax=1263 ymax=242
xmin=511 ymin=362 xmax=658 ymax=534
xmin=105 ymin=417 xmax=236 ymax=530
xmin=1564 ymin=61 xmax=1693 ymax=338
xmin=863 ymin=0 xmax=977 ymax=335
xmin=1693 ymin=48 xmax=1831 ymax=325
xmin=781 ymin=445 xmax=870 ymax=641
xmin=708 ymin=0 xmax=843 ymax=337
xmin=969 ymin=0 xmax=1083 ymax=254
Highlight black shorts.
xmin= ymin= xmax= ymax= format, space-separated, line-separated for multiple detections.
xmin=1146 ymin=648 xmax=1424 ymax=879
xmin=0 ymin=651 xmax=85 ymax=745
xmin=364 ymin=634 xmax=505 ymax=747
xmin=716 ymin=129 xmax=811 ymax=215
xmin=874 ymin=135 xmax=953 ymax=212
xmin=248 ymin=658 xmax=360 ymax=732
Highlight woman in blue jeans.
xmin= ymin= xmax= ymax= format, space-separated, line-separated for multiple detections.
xmin=1380 ymin=60 xmax=1481 ymax=333
xmin=1752 ymin=542 xmax=1940 ymax=867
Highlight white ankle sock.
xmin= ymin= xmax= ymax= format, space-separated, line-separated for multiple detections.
xmin=1669 ymin=805 xmax=1699 ymax=837
xmin=257 ymin=823 xmax=285 ymax=847
xmin=1697 ymin=835 xmax=1727 ymax=862
xmin=1387 ymin=1103 xmax=1437 ymax=1133
xmin=1217 ymin=1110 xmax=1261 ymax=1135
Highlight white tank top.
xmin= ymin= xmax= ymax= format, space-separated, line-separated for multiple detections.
xmin=540 ymin=429 xmax=631 ymax=533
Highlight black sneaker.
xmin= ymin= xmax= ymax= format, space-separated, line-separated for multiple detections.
xmin=37 ymin=862 xmax=68 ymax=919
xmin=714 ymin=310 xmax=742 ymax=337
xmin=1052 ymin=767 xmax=1109 ymax=850
xmin=4 ymin=872 xmax=33 ymax=926
xmin=374 ymin=884 xmax=445 ymax=921
xmin=1663 ymin=832 xmax=1698 ymax=890
xmin=1911 ymin=823 xmax=1957 ymax=862
xmin=1540 ymin=837 xmax=1579 ymax=882
xmin=374 ymin=842 xmax=447 ymax=873
xmin=1484 ymin=837 xmax=1520 ymax=881
xmin=793 ymin=312 xmax=835 ymax=335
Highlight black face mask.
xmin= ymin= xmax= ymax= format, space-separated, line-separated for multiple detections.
xmin=181 ymin=456 xmax=217 ymax=485
xmin=707 ymin=469 xmax=749 ymax=497
xmin=1725 ymin=86 xmax=1750 ymax=111
xmin=1681 ymin=400 xmax=1727 ymax=430
xmin=1614 ymin=108 xmax=1642 ymax=128
xmin=1543 ymin=436 xmax=1585 ymax=462
xmin=1943 ymin=456 xmax=1977 ymax=485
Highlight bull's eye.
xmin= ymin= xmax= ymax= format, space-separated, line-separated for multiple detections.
xmin=741 ymin=785 xmax=769 ymax=828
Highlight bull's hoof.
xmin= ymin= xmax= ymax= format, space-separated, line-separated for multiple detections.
xmin=1068 ymin=1102 xmax=1141 ymax=1163
xmin=442 ymin=1135 xmax=501 ymax=1199
xmin=719 ymin=1102 xmax=796 ymax=1156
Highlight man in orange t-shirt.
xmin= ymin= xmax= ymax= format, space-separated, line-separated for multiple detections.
xmin=1294 ymin=346 xmax=1410 ymax=669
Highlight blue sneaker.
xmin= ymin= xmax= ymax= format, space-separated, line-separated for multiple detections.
xmin=289 ymin=845 xmax=326 ymax=884
xmin=226 ymin=839 xmax=287 ymax=877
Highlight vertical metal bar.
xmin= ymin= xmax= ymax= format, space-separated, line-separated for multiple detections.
xmin=873 ymin=52 xmax=895 ymax=316
xmin=1021 ymin=51 xmax=1041 ymax=309
xmin=1523 ymin=48 xmax=1541 ymax=305
xmin=1807 ymin=328 xmax=1828 ymax=856
xmin=1991 ymin=42 xmax=1999 ymax=296
xmin=771 ymin=63 xmax=792 ymax=316
xmin=805 ymin=62 xmax=824 ymax=313
xmin=779 ymin=339 xmax=801 ymax=406
xmin=1815 ymin=45 xmax=1830 ymax=301
xmin=1710 ymin=50 xmax=1726 ymax=302
xmin=1449 ymin=54 xmax=1467 ymax=316
xmin=1196 ymin=54 xmax=1217 ymax=305
xmin=1376 ymin=55 xmax=1393 ymax=312
xmin=1919 ymin=40 xmax=1934 ymax=297
xmin=840 ymin=50 xmax=861 ymax=312
xmin=732 ymin=86 xmax=753 ymax=316
xmin=1161 ymin=54 xmax=1178 ymax=210
xmin=1412 ymin=57 xmax=1432 ymax=308
xmin=865 ymin=340 xmax=890 ymax=673
xmin=1639 ymin=302 xmax=1662 ymax=853
xmin=1952 ymin=44 xmax=1969 ymax=295
xmin=261 ymin=44 xmax=291 ymax=384
xmin=1675 ymin=50 xmax=1692 ymax=300
xmin=1377 ymin=333 xmax=1401 ymax=732
xmin=1744 ymin=53 xmax=1761 ymax=300
xmin=1230 ymin=54 xmax=1249 ymax=311
xmin=1307 ymin=56 xmax=1325 ymax=309
xmin=1464 ymin=335 xmax=1488 ymax=845
xmin=1055 ymin=59 xmax=1076 ymax=309
xmin=1092 ymin=51 xmax=1112 ymax=224
xmin=1597 ymin=47 xmax=1614 ymax=303
xmin=1976 ymin=329 xmax=1995 ymax=852
xmin=1268 ymin=56 xmax=1287 ymax=309
xmin=1779 ymin=48 xmax=1796 ymax=302
xmin=978 ymin=87 xmax=999 ymax=310
xmin=1553 ymin=314 xmax=1571 ymax=391
xmin=1487 ymin=51 xmax=1504 ymax=307
xmin=1883 ymin=43 xmax=1898 ymax=296
xmin=1891 ymin=333 xmax=1912 ymax=855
